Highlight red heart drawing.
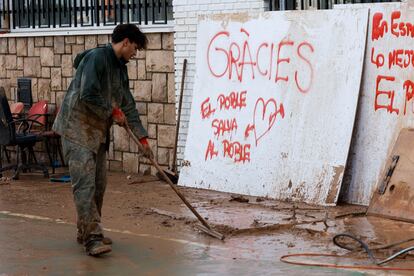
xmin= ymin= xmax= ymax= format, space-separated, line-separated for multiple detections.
xmin=253 ymin=98 xmax=284 ymax=146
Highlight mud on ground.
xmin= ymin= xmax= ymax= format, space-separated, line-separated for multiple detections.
xmin=1 ymin=170 xmax=414 ymax=272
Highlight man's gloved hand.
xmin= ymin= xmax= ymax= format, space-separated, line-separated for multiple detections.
xmin=112 ymin=107 xmax=126 ymax=126
xmin=139 ymin=138 xmax=154 ymax=159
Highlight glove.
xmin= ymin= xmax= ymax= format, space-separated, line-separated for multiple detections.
xmin=139 ymin=137 xmax=154 ymax=159
xmin=112 ymin=107 xmax=126 ymax=126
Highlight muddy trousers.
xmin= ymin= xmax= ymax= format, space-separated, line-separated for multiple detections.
xmin=62 ymin=138 xmax=107 ymax=244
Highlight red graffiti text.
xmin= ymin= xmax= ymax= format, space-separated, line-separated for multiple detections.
xmin=212 ymin=118 xmax=238 ymax=137
xmin=388 ymin=49 xmax=414 ymax=69
xmin=372 ymin=12 xmax=388 ymax=41
xmin=205 ymin=140 xmax=219 ymax=161
xmin=403 ymin=80 xmax=414 ymax=115
xmin=217 ymin=90 xmax=247 ymax=110
xmin=375 ymin=75 xmax=398 ymax=114
xmin=222 ymin=139 xmax=251 ymax=163
xmin=207 ymin=29 xmax=314 ymax=93
xmin=201 ymin=97 xmax=216 ymax=119
xmin=371 ymin=11 xmax=414 ymax=41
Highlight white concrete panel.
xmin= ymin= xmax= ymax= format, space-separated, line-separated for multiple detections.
xmin=337 ymin=3 xmax=414 ymax=205
xmin=179 ymin=9 xmax=368 ymax=205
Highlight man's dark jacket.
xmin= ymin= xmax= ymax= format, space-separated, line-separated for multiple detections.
xmin=53 ymin=44 xmax=147 ymax=153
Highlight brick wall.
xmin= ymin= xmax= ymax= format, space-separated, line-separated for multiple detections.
xmin=172 ymin=0 xmax=268 ymax=168
xmin=0 ymin=32 xmax=175 ymax=175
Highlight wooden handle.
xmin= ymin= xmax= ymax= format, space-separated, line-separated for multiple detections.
xmin=172 ymin=58 xmax=187 ymax=174
xmin=125 ymin=124 xmax=213 ymax=230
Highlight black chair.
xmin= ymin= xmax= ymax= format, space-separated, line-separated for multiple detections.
xmin=25 ymin=102 xmax=65 ymax=174
xmin=16 ymin=78 xmax=65 ymax=173
xmin=17 ymin=78 xmax=33 ymax=111
xmin=0 ymin=87 xmax=49 ymax=179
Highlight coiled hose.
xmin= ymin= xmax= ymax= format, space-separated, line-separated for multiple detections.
xmin=280 ymin=234 xmax=414 ymax=271
xmin=333 ymin=233 xmax=414 ymax=265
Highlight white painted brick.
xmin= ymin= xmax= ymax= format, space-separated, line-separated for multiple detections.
xmin=199 ymin=4 xmax=209 ymax=11
xmin=174 ymin=25 xmax=189 ymax=32
xmin=182 ymin=102 xmax=192 ymax=109
xmin=174 ymin=51 xmax=188 ymax=57
xmin=175 ymin=38 xmax=191 ymax=44
xmin=250 ymin=2 xmax=265 ymax=9
xmin=186 ymin=32 xmax=197 ymax=38
xmin=182 ymin=129 xmax=189 ymax=136
xmin=173 ymin=0 xmax=188 ymax=5
xmin=186 ymin=5 xmax=201 ymax=11
xmin=224 ymin=4 xmax=235 ymax=9
xmin=237 ymin=3 xmax=250 ymax=9
xmin=183 ymin=96 xmax=193 ymax=104
xmin=174 ymin=5 xmax=187 ymax=12
xmin=175 ymin=45 xmax=187 ymax=51
xmin=175 ymin=32 xmax=186 ymax=39
xmin=186 ymin=44 xmax=196 ymax=51
xmin=181 ymin=110 xmax=191 ymax=117
xmin=185 ymin=18 xmax=198 ymax=25
xmin=186 ymin=71 xmax=195 ymax=77
xmin=176 ymin=18 xmax=186 ymax=25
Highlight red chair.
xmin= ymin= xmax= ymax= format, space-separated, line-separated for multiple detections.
xmin=26 ymin=100 xmax=48 ymax=131
xmin=20 ymin=100 xmax=52 ymax=171
xmin=25 ymin=102 xmax=65 ymax=173
xmin=10 ymin=102 xmax=24 ymax=117
xmin=40 ymin=105 xmax=65 ymax=174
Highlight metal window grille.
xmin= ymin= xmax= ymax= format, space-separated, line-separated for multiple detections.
xmin=0 ymin=0 xmax=173 ymax=30
xmin=268 ymin=0 xmax=400 ymax=10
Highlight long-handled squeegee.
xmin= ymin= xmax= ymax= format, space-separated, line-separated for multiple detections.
xmin=125 ymin=124 xmax=225 ymax=240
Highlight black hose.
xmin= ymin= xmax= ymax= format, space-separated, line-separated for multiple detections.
xmin=333 ymin=233 xmax=377 ymax=264
xmin=333 ymin=233 xmax=414 ymax=265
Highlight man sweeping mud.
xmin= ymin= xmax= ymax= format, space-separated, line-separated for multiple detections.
xmin=53 ymin=24 xmax=153 ymax=256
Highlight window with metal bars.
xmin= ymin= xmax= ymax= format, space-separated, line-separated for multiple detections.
xmin=268 ymin=0 xmax=400 ymax=11
xmin=0 ymin=0 xmax=173 ymax=30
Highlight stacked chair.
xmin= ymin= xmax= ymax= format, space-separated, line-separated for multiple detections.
xmin=25 ymin=100 xmax=65 ymax=174
xmin=0 ymin=87 xmax=49 ymax=179
xmin=1 ymin=102 xmax=25 ymax=164
xmin=17 ymin=77 xmax=65 ymax=174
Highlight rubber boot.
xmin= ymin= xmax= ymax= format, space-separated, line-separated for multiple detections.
xmin=78 ymin=232 xmax=112 ymax=245
xmin=85 ymin=239 xmax=112 ymax=256
xmin=102 ymin=237 xmax=112 ymax=245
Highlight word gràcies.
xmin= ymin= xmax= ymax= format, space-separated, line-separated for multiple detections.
xmin=207 ymin=28 xmax=314 ymax=93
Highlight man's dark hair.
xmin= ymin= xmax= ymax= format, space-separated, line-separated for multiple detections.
xmin=112 ymin=24 xmax=148 ymax=50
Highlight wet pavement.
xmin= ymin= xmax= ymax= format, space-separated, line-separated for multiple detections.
xmin=1 ymin=171 xmax=414 ymax=274
xmin=0 ymin=212 xmax=358 ymax=275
